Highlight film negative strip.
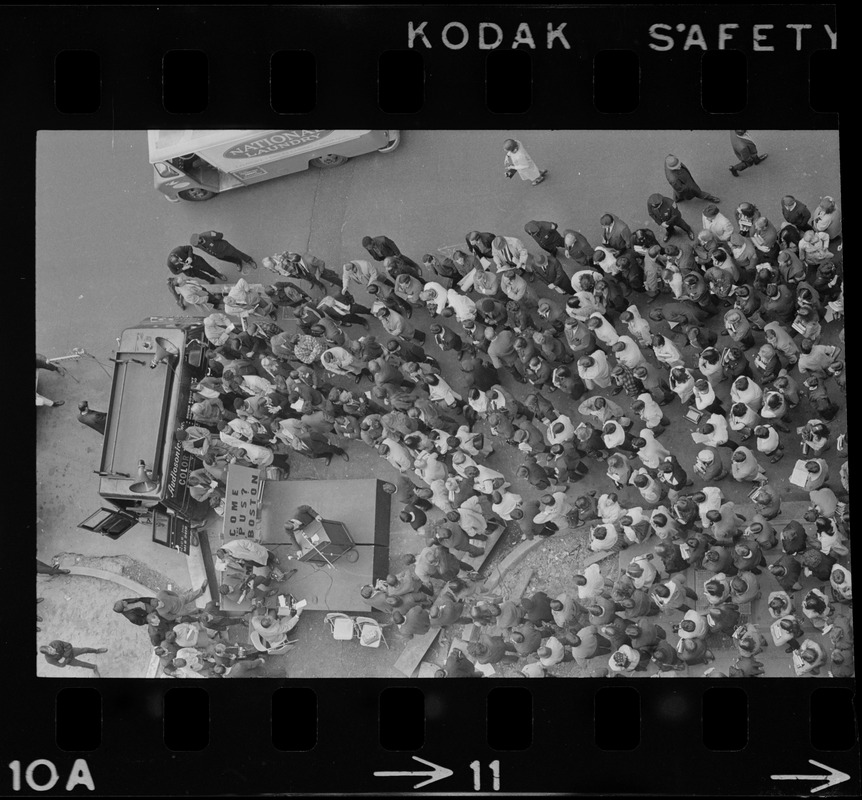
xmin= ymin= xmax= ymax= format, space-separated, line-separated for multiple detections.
xmin=11 ymin=2 xmax=857 ymax=796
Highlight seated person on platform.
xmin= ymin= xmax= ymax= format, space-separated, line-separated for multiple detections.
xmin=216 ymin=539 xmax=279 ymax=570
xmin=282 ymin=504 xmax=323 ymax=556
xmin=249 ymin=605 xmax=302 ymax=646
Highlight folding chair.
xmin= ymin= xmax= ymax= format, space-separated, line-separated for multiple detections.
xmin=250 ymin=629 xmax=296 ymax=655
xmin=325 ymin=612 xmax=355 ymax=641
xmin=354 ymin=616 xmax=389 ymax=649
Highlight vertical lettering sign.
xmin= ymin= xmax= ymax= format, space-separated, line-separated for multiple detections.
xmin=162 ymin=440 xmax=196 ymax=517
xmin=224 ymin=463 xmax=265 ymax=540
xmin=162 ymin=323 xmax=209 ymax=519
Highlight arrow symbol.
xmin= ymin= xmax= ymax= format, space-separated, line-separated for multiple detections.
xmin=771 ymin=760 xmax=851 ymax=794
xmin=374 ymin=756 xmax=454 ymax=789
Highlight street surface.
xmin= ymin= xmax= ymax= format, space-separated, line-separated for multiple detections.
xmin=36 ymin=130 xmax=843 ymax=677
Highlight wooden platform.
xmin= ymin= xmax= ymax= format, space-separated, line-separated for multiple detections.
xmin=219 ymin=477 xmax=390 ymax=613
xmin=392 ymin=520 xmax=510 ymax=677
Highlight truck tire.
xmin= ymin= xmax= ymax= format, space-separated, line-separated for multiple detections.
xmin=178 ymin=188 xmax=215 ymax=201
xmin=310 ymin=154 xmax=349 ymax=168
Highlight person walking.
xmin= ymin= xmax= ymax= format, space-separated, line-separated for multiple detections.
xmin=503 ymin=138 xmax=548 ymax=186
xmin=190 ymin=231 xmax=256 ymax=273
xmin=40 ymin=641 xmax=108 ymax=677
xmin=729 ymin=130 xmax=767 ymax=177
xmin=36 ymin=354 xmax=65 ymax=408
xmin=663 ymin=154 xmax=720 ymax=203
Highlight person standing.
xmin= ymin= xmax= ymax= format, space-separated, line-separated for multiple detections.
xmin=647 ymin=193 xmax=694 ymax=242
xmin=781 ymin=196 xmax=812 ymax=231
xmin=113 ymin=597 xmax=158 ymax=626
xmin=503 ymin=138 xmax=548 ymax=186
xmin=154 ymin=581 xmax=209 ymax=622
xmin=361 ymin=234 xmax=402 ymax=262
xmin=524 ymin=220 xmax=565 ymax=254
xmin=190 ymin=231 xmax=256 ymax=273
xmin=729 ymin=130 xmax=767 ymax=177
xmin=664 ymin=154 xmax=720 ymax=203
xmin=167 ymin=244 xmax=227 ymax=283
xmin=40 ymin=641 xmax=108 ymax=677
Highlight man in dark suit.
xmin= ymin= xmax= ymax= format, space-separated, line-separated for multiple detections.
xmin=531 ymin=253 xmax=571 ymax=294
xmin=190 ymin=231 xmax=256 ymax=272
xmin=524 ymin=220 xmax=565 ymax=254
xmin=465 ymin=231 xmax=496 ymax=259
xmin=600 ymin=213 xmax=634 ymax=258
xmin=664 ymin=154 xmax=720 ymax=203
xmin=561 ymin=229 xmax=595 ymax=267
xmin=362 ymin=234 xmax=400 ymax=260
xmin=647 ymin=193 xmax=694 ymax=242
xmin=113 ymin=597 xmax=158 ymax=626
xmin=781 ymin=195 xmax=812 ymax=231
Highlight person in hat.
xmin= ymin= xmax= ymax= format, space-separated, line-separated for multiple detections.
xmin=663 ymin=154 xmax=720 ymax=203
xmin=647 ymin=192 xmax=694 ymax=242
xmin=530 ymin=251 xmax=570 ymax=294
xmin=503 ymin=138 xmax=548 ymax=185
xmin=77 ymin=400 xmax=107 ymax=434
xmin=190 ymin=230 xmax=256 ymax=273
xmin=728 ymin=130 xmax=767 ymax=177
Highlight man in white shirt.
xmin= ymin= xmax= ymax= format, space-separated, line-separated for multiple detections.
xmin=491 ymin=235 xmax=530 ymax=272
xmin=701 ymin=204 xmax=734 ymax=241
xmin=445 ymin=289 xmax=477 ymax=324
xmin=534 ymin=492 xmax=573 ymax=527
xmin=693 ymin=487 xmax=724 ymax=527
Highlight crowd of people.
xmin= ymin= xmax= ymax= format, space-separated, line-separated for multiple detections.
xmin=40 ymin=134 xmax=851 ymax=678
